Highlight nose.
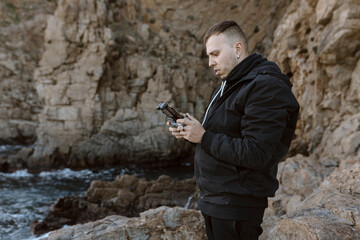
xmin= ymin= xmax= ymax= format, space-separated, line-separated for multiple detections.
xmin=209 ymin=57 xmax=216 ymax=67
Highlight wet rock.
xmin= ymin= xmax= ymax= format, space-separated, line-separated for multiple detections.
xmin=31 ymin=174 xmax=198 ymax=235
xmin=0 ymin=147 xmax=36 ymax=173
xmin=45 ymin=206 xmax=206 ymax=240
xmin=0 ymin=158 xmax=9 ymax=173
xmin=0 ymin=147 xmax=34 ymax=172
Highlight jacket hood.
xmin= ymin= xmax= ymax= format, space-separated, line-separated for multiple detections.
xmin=225 ymin=53 xmax=293 ymax=89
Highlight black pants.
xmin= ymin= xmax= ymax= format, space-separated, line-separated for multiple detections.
xmin=202 ymin=212 xmax=263 ymax=240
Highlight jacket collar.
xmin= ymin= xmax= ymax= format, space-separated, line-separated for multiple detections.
xmin=223 ymin=53 xmax=265 ymax=85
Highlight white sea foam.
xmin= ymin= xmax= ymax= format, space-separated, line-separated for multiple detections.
xmin=0 ymin=169 xmax=33 ymax=178
xmin=25 ymin=232 xmax=50 ymax=240
xmin=184 ymin=192 xmax=196 ymax=209
xmin=0 ymin=168 xmax=94 ymax=180
xmin=24 ymin=225 xmax=71 ymax=240
xmin=0 ymin=145 xmax=24 ymax=152
xmin=39 ymin=168 xmax=93 ymax=179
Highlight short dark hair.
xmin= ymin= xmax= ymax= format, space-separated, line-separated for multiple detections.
xmin=204 ymin=20 xmax=248 ymax=53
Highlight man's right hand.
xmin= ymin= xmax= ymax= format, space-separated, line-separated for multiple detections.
xmin=167 ymin=121 xmax=185 ymax=140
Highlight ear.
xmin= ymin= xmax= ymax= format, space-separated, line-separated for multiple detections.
xmin=234 ymin=41 xmax=244 ymax=54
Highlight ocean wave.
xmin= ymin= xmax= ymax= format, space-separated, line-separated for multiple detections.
xmin=0 ymin=145 xmax=25 ymax=152
xmin=0 ymin=168 xmax=98 ymax=180
xmin=23 ymin=225 xmax=70 ymax=240
xmin=39 ymin=168 xmax=94 ymax=179
xmin=0 ymin=169 xmax=33 ymax=178
xmin=24 ymin=232 xmax=50 ymax=240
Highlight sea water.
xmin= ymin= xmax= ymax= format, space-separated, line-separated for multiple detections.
xmin=0 ymin=152 xmax=193 ymax=240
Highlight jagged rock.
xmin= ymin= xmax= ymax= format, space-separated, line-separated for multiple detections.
xmin=31 ymin=174 xmax=198 ymax=235
xmin=260 ymin=154 xmax=337 ymax=239
xmin=269 ymin=206 xmax=360 ymax=240
xmin=44 ymin=206 xmax=206 ymax=240
xmin=269 ymin=161 xmax=360 ymax=239
xmin=259 ymin=0 xmax=360 ymax=236
xmin=321 ymin=113 xmax=360 ymax=160
xmin=0 ymin=147 xmax=34 ymax=172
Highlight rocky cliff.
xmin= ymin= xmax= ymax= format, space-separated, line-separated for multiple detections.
xmin=270 ymin=0 xmax=360 ymax=159
xmin=0 ymin=0 xmax=56 ymax=144
xmin=1 ymin=0 xmax=290 ymax=170
xmin=0 ymin=0 xmax=358 ymax=170
xmin=262 ymin=0 xmax=360 ymax=238
xmin=2 ymin=0 xmax=357 ymax=170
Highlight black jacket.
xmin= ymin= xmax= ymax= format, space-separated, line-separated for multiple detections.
xmin=195 ymin=53 xmax=300 ymax=208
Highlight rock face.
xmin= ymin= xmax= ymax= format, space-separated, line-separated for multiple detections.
xmin=0 ymin=0 xmax=56 ymax=144
xmin=0 ymin=0 xmax=357 ymax=174
xmin=260 ymin=154 xmax=338 ymax=239
xmin=258 ymin=0 xmax=360 ymax=238
xmin=269 ymin=0 xmax=360 ymax=157
xmin=3 ymin=0 xmax=354 ymax=170
xmin=8 ymin=0 xmax=359 ymax=170
xmin=31 ymin=174 xmax=198 ymax=235
xmin=27 ymin=0 xmax=289 ymax=169
xmin=45 ymin=206 xmax=206 ymax=240
xmin=269 ymin=162 xmax=360 ymax=239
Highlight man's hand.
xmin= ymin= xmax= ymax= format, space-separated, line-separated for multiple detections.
xmin=167 ymin=121 xmax=185 ymax=140
xmin=176 ymin=114 xmax=205 ymax=143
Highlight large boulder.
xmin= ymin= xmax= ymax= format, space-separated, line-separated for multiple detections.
xmin=45 ymin=206 xmax=206 ymax=240
xmin=31 ymin=174 xmax=198 ymax=235
xmin=260 ymin=154 xmax=337 ymax=239
xmin=269 ymin=161 xmax=360 ymax=239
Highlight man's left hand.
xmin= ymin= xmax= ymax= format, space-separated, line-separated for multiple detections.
xmin=176 ymin=114 xmax=205 ymax=143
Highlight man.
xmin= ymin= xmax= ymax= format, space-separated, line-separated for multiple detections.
xmin=168 ymin=20 xmax=299 ymax=240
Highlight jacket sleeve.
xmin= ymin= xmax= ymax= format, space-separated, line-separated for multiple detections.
xmin=200 ymin=77 xmax=298 ymax=170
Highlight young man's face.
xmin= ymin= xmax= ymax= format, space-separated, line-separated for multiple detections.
xmin=206 ymin=33 xmax=239 ymax=79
